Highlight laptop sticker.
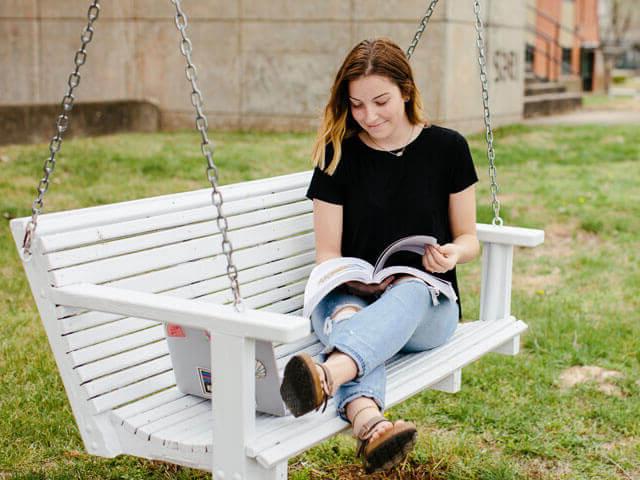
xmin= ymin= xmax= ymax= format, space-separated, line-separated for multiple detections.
xmin=166 ymin=324 xmax=185 ymax=337
xmin=197 ymin=367 xmax=212 ymax=395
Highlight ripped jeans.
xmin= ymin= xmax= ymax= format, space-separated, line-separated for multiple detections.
xmin=310 ymin=278 xmax=459 ymax=421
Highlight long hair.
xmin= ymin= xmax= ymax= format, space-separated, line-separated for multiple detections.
xmin=311 ymin=38 xmax=426 ymax=174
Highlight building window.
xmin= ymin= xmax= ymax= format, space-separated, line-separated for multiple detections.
xmin=562 ymin=48 xmax=572 ymax=74
xmin=525 ymin=43 xmax=534 ymax=70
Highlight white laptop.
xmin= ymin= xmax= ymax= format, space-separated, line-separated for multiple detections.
xmin=165 ymin=323 xmax=287 ymax=416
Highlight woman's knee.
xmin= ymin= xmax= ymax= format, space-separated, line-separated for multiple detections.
xmin=402 ymin=298 xmax=459 ymax=352
xmin=311 ymin=288 xmax=369 ymax=339
xmin=382 ymin=279 xmax=433 ymax=311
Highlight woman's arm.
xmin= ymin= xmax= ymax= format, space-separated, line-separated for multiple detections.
xmin=313 ymin=199 xmax=343 ymax=264
xmin=422 ymin=184 xmax=480 ymax=273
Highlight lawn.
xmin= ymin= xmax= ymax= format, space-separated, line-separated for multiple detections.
xmin=1 ymin=122 xmax=639 ymax=479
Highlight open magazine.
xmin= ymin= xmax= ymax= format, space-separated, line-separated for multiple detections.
xmin=303 ymin=235 xmax=457 ymax=318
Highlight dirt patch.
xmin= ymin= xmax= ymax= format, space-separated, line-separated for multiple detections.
xmin=514 ymin=265 xmax=562 ymax=293
xmin=301 ymin=459 xmax=447 ymax=480
xmin=534 ymin=222 xmax=602 ymax=260
xmin=559 ymin=365 xmax=624 ymax=397
xmin=520 ymin=457 xmax=573 ymax=479
xmin=513 ymin=221 xmax=605 ymax=293
xmin=601 ymin=437 xmax=638 ymax=452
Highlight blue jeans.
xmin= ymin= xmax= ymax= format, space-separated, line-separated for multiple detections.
xmin=310 ymin=278 xmax=459 ymax=421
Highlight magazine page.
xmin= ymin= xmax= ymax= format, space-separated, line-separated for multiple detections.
xmin=373 ymin=235 xmax=438 ymax=273
xmin=373 ymin=265 xmax=458 ymax=302
xmin=302 ymin=257 xmax=374 ymax=318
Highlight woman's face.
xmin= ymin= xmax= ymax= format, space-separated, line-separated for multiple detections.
xmin=347 ymin=74 xmax=408 ymax=141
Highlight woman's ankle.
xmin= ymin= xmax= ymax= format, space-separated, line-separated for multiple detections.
xmin=320 ymin=351 xmax=359 ymax=395
xmin=347 ymin=398 xmax=386 ymax=435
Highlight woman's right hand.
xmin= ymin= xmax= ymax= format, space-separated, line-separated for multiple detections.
xmin=344 ymin=276 xmax=395 ymax=298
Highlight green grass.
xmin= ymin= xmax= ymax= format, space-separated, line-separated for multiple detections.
xmin=1 ymin=123 xmax=639 ymax=479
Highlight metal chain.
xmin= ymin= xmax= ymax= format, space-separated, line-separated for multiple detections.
xmin=473 ymin=0 xmax=503 ymax=226
xmin=170 ymin=0 xmax=244 ymax=311
xmin=21 ymin=1 xmax=101 ymax=258
xmin=406 ymin=0 xmax=440 ymax=60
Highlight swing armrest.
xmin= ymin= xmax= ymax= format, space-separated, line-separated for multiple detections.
xmin=476 ymin=223 xmax=544 ymax=247
xmin=50 ymin=283 xmax=310 ymax=343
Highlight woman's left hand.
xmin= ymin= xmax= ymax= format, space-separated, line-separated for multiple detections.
xmin=422 ymin=243 xmax=461 ymax=274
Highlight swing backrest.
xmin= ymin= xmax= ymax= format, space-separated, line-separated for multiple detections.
xmin=11 ymin=171 xmax=316 ymax=417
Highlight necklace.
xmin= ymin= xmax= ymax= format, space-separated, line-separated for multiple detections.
xmin=368 ymin=124 xmax=416 ymax=157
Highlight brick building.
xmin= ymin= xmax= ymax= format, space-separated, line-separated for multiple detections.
xmin=526 ymin=0 xmax=603 ymax=91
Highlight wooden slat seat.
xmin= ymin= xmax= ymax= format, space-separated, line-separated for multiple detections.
xmin=105 ymin=317 xmax=526 ymax=470
xmin=10 ymin=170 xmax=544 ymax=479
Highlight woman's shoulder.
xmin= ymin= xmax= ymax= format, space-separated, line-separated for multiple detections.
xmin=421 ymin=124 xmax=467 ymax=144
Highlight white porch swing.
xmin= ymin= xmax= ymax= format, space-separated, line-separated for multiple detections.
xmin=10 ymin=1 xmax=543 ymax=478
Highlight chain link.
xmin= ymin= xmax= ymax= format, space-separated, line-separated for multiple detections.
xmin=406 ymin=0 xmax=440 ymax=60
xmin=22 ymin=1 xmax=101 ymax=258
xmin=170 ymin=0 xmax=244 ymax=312
xmin=473 ymin=0 xmax=503 ymax=226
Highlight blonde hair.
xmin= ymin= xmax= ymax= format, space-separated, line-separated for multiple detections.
xmin=312 ymin=38 xmax=427 ymax=175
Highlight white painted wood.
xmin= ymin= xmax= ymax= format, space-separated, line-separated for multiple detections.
xmin=137 ymin=402 xmax=211 ymax=439
xmin=51 ymin=283 xmax=310 ymax=343
xmin=56 ymin=244 xmax=315 ymax=322
xmin=65 ymin=318 xmax=159 ymax=351
xmin=480 ymin=243 xmax=514 ymax=321
xmin=211 ymin=333 xmax=255 ymax=479
xmin=83 ymin=356 xmax=173 ymax=398
xmin=8 ymin=222 xmax=123 ymax=458
xmin=12 ymin=171 xmax=312 ymax=240
xmin=429 ymin=369 xmax=462 ymax=393
xmin=150 ymin=410 xmax=212 ymax=448
xmin=40 ymin=187 xmax=309 ymax=253
xmin=62 ymin=272 xmax=308 ymax=352
xmin=492 ymin=335 xmax=521 ymax=355
xmin=113 ymin=425 xmax=213 ymax=471
xmin=91 ymin=371 xmax=176 ymax=414
xmin=49 ymin=214 xmax=313 ymax=287
xmin=123 ymin=396 xmax=208 ymax=435
xmin=111 ymin=387 xmax=186 ymax=425
xmin=75 ymin=341 xmax=169 ymax=383
xmin=166 ymin=418 xmax=213 ymax=450
xmin=247 ymin=318 xmax=512 ymax=458
xmin=386 ymin=321 xmax=528 ymax=405
xmin=10 ymin=169 xmax=543 ymax=478
xmin=252 ymin=319 xmax=528 ymax=468
xmin=106 ymin=315 xmax=525 ymax=468
xmin=45 ymin=201 xmax=311 ymax=269
xmin=184 ymin=428 xmax=214 ymax=454
xmin=69 ymin=325 xmax=165 ymax=366
xmin=273 ymin=333 xmax=319 ymax=359
xmin=476 ymin=224 xmax=544 ymax=247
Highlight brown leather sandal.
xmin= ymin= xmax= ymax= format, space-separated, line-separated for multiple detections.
xmin=355 ymin=415 xmax=418 ymax=474
xmin=279 ymin=353 xmax=334 ymax=417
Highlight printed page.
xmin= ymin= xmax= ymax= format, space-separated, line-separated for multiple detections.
xmin=303 ymin=257 xmax=374 ymax=318
xmin=373 ymin=265 xmax=457 ymax=301
xmin=373 ymin=235 xmax=438 ymax=273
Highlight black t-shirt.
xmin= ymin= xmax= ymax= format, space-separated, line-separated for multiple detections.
xmin=306 ymin=125 xmax=478 ymax=316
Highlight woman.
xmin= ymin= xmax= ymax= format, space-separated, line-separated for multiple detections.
xmin=279 ymin=38 xmax=480 ymax=474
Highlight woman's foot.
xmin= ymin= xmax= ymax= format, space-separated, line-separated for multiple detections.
xmin=347 ymin=398 xmax=417 ymax=474
xmin=280 ymin=353 xmax=333 ymax=417
xmin=347 ymin=399 xmax=393 ymax=443
xmin=280 ymin=351 xmax=359 ymax=417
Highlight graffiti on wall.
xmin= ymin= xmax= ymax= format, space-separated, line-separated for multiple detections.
xmin=493 ymin=50 xmax=519 ymax=82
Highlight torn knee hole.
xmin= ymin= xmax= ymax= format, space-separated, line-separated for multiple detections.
xmin=331 ymin=305 xmax=362 ymax=321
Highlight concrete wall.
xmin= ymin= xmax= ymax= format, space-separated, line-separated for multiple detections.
xmin=0 ymin=0 xmax=526 ymax=138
